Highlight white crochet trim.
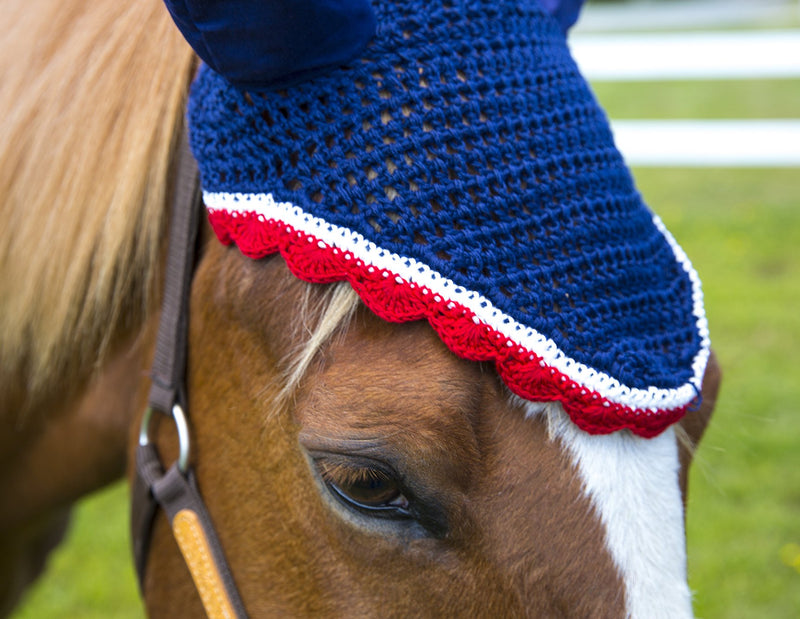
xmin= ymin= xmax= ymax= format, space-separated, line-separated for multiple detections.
xmin=204 ymin=191 xmax=711 ymax=413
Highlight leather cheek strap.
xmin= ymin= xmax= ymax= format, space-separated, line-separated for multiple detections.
xmin=134 ymin=444 xmax=247 ymax=619
xmin=131 ymin=128 xmax=248 ymax=619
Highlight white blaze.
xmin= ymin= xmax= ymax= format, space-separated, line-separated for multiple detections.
xmin=528 ymin=402 xmax=693 ymax=619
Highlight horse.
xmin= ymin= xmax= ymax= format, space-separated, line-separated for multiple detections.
xmin=0 ymin=0 xmax=720 ymax=616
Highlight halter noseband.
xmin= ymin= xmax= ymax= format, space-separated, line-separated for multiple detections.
xmin=132 ymin=129 xmax=248 ymax=618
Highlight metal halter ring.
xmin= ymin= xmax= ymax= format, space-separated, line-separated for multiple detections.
xmin=139 ymin=404 xmax=191 ymax=474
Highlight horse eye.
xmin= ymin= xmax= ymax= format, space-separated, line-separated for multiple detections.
xmin=315 ymin=459 xmax=412 ymax=519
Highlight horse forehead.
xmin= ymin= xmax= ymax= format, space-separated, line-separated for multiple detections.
xmin=295 ymin=312 xmax=491 ymax=477
xmin=281 ymin=294 xmax=691 ymax=614
xmin=302 ymin=318 xmax=633 ymax=612
xmin=236 ymin=266 xmax=689 ymax=614
xmin=309 ymin=311 xmax=489 ymax=421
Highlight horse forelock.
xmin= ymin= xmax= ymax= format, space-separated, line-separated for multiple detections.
xmin=275 ymin=282 xmax=360 ymax=412
xmin=0 ymin=0 xmax=195 ymax=417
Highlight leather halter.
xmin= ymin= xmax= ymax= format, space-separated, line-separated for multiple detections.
xmin=132 ymin=129 xmax=248 ymax=618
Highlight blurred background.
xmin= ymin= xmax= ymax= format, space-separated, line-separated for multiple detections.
xmin=12 ymin=1 xmax=800 ymax=617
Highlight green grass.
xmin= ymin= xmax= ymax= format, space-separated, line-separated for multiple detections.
xmin=592 ymin=79 xmax=800 ymax=120
xmin=12 ymin=482 xmax=143 ymax=618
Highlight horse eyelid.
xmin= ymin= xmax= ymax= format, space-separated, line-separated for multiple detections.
xmin=311 ymin=455 xmax=418 ymax=521
xmin=324 ymin=477 xmax=414 ymax=519
xmin=309 ymin=452 xmax=403 ymax=484
xmin=306 ymin=451 xmax=450 ymax=537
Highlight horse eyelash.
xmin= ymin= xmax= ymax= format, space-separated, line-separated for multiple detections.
xmin=315 ymin=459 xmax=393 ymax=487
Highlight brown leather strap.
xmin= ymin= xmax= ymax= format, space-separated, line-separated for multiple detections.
xmin=132 ymin=126 xmax=200 ymax=593
xmin=135 ymin=445 xmax=248 ymax=619
xmin=132 ymin=129 xmax=248 ymax=618
xmin=131 ymin=441 xmax=162 ymax=590
xmin=147 ymin=126 xmax=201 ymax=414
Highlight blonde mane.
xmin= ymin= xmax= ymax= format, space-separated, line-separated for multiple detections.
xmin=0 ymin=0 xmax=195 ymax=415
xmin=276 ymin=282 xmax=361 ymax=410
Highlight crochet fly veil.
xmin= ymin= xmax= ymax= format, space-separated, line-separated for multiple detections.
xmin=165 ymin=0 xmax=711 ymax=437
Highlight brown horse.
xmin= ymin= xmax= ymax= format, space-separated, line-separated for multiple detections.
xmin=0 ymin=0 xmax=720 ymax=616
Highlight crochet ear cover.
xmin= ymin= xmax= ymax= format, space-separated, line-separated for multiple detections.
xmin=167 ymin=0 xmax=711 ymax=437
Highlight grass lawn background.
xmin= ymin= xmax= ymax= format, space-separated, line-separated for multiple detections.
xmin=12 ymin=40 xmax=800 ymax=619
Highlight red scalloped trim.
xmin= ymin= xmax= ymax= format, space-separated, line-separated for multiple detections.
xmin=208 ymin=208 xmax=690 ymax=437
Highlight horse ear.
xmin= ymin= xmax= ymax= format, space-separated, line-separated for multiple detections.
xmin=538 ymin=0 xmax=585 ymax=33
xmin=162 ymin=0 xmax=376 ymax=90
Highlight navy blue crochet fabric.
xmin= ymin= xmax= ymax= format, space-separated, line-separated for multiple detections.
xmin=188 ymin=0 xmax=702 ymax=392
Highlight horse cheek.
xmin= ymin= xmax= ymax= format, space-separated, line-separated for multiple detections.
xmin=677 ymin=349 xmax=721 ymax=505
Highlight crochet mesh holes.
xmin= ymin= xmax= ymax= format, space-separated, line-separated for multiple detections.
xmin=329 ymin=50 xmax=488 ymax=250
xmin=251 ymin=4 xmax=598 ymax=311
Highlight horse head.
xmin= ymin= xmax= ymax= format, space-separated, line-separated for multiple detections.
xmin=132 ymin=0 xmax=720 ymax=616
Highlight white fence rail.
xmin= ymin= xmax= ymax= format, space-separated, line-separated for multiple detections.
xmin=571 ymin=30 xmax=800 ymax=81
xmin=609 ymin=120 xmax=800 ymax=167
xmin=570 ymin=16 xmax=800 ymax=166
